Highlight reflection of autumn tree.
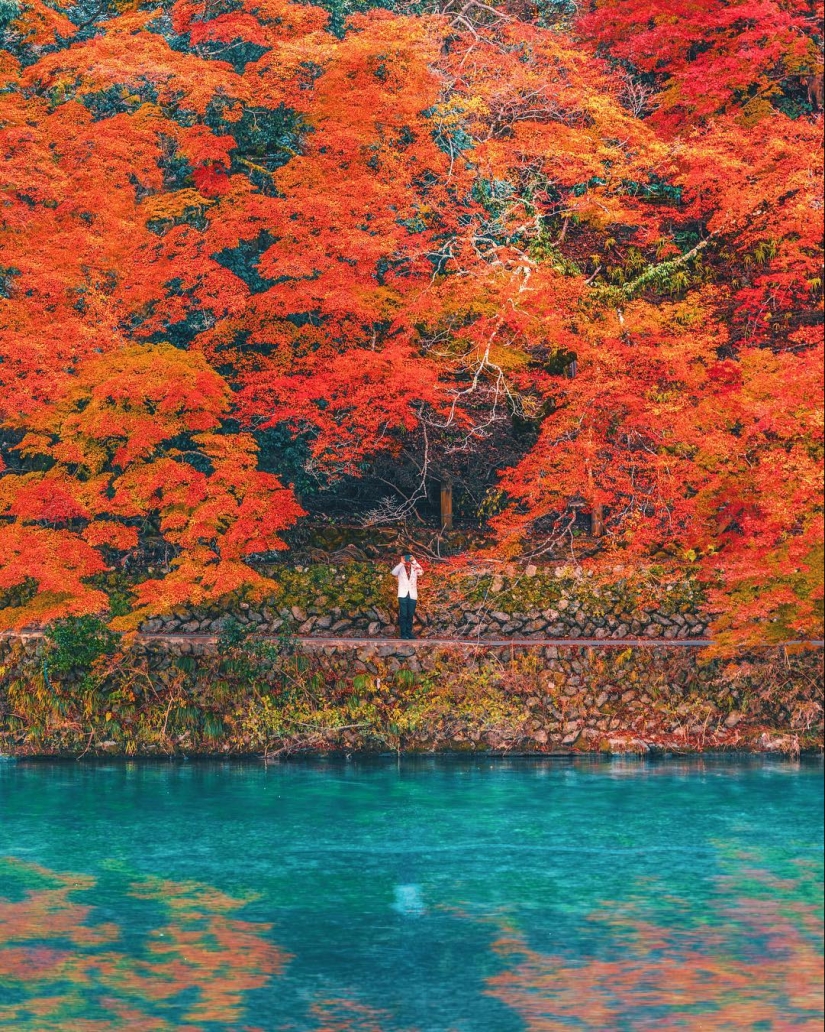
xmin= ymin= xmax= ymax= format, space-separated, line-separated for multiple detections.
xmin=2 ymin=852 xmax=822 ymax=1030
xmin=0 ymin=860 xmax=289 ymax=1031
xmin=308 ymin=997 xmax=416 ymax=1031
xmin=486 ymin=861 xmax=824 ymax=1030
xmin=0 ymin=859 xmax=416 ymax=1031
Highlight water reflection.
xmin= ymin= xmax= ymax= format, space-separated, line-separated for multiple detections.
xmin=485 ymin=859 xmax=824 ymax=1030
xmin=1 ymin=854 xmax=821 ymax=1030
xmin=0 ymin=759 xmax=821 ymax=1030
xmin=0 ymin=859 xmax=289 ymax=1030
xmin=392 ymin=884 xmax=425 ymax=916
xmin=308 ymin=998 xmax=415 ymax=1031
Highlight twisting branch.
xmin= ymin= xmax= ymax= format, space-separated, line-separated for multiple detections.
xmin=360 ymin=420 xmax=431 ymax=526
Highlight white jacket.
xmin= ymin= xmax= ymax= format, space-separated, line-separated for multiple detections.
xmin=391 ymin=559 xmax=423 ymax=599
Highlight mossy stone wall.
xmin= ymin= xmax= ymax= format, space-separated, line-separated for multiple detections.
xmin=1 ymin=633 xmax=821 ymax=757
xmin=136 ymin=564 xmax=709 ymax=641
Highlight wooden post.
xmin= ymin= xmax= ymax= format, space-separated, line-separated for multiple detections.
xmin=440 ymin=480 xmax=453 ymax=531
xmin=592 ymin=503 xmax=604 ymax=538
xmin=586 ymin=462 xmax=603 ymax=538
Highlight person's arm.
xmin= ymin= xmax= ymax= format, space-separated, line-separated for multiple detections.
xmin=411 ymin=558 xmax=424 ymax=575
xmin=390 ymin=562 xmax=403 ymax=577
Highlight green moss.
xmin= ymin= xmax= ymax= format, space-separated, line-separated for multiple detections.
xmin=0 ymin=577 xmax=38 ymax=612
xmin=261 ymin=562 xmax=390 ymax=614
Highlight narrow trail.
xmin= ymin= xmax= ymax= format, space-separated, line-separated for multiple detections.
xmin=2 ymin=631 xmax=823 ymax=649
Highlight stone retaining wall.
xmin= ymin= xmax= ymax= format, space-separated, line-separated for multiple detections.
xmin=3 ymin=633 xmax=818 ymax=756
xmin=299 ymin=642 xmax=822 ymax=751
xmin=137 ymin=565 xmax=709 ymax=641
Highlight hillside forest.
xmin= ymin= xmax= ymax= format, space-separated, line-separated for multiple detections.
xmin=1 ymin=0 xmax=823 ymax=645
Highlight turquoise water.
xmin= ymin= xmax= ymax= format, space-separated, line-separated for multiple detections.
xmin=0 ymin=757 xmax=822 ymax=1031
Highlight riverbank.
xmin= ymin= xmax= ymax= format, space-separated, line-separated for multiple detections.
xmin=1 ymin=626 xmax=821 ymax=757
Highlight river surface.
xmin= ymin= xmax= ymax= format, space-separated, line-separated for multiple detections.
xmin=0 ymin=756 xmax=822 ymax=1031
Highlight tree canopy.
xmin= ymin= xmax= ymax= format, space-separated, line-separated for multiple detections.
xmin=1 ymin=0 xmax=822 ymax=641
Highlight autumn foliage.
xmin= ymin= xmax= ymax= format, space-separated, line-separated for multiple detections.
xmin=0 ymin=0 xmax=822 ymax=640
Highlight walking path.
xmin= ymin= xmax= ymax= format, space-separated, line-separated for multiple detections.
xmin=2 ymin=631 xmax=823 ymax=648
xmin=138 ymin=634 xmax=825 ymax=648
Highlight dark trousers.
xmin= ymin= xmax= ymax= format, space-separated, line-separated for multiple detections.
xmin=398 ymin=596 xmax=417 ymax=639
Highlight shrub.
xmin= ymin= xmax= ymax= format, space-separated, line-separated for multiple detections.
xmin=45 ymin=616 xmax=120 ymax=676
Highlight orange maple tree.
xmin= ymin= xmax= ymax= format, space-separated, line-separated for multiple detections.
xmin=0 ymin=345 xmax=302 ymax=627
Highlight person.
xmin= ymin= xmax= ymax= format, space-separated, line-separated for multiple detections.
xmin=391 ymin=553 xmax=423 ymax=640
